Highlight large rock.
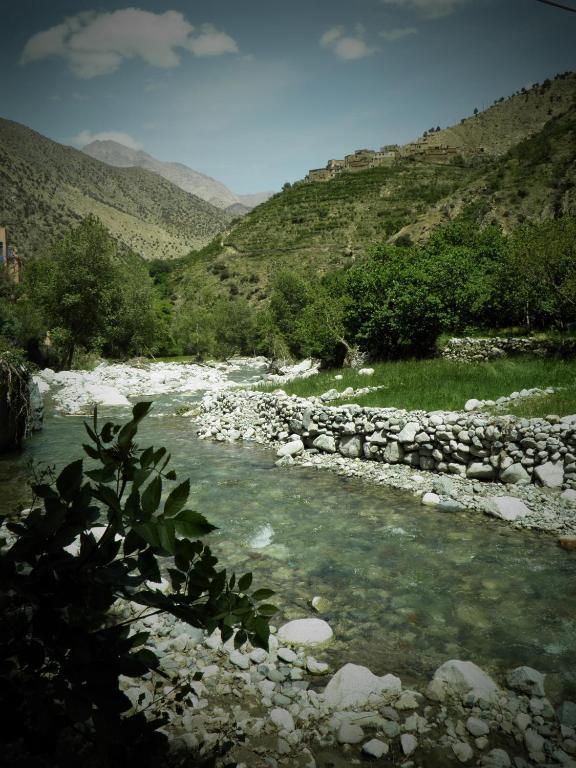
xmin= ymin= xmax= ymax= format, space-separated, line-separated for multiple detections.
xmin=277 ymin=439 xmax=304 ymax=458
xmin=397 ymin=422 xmax=420 ymax=443
xmin=270 ymin=707 xmax=295 ymax=732
xmin=500 ymin=463 xmax=530 ymax=485
xmin=464 ymin=398 xmax=483 ymax=412
xmin=466 ymin=462 xmax=495 ymax=481
xmin=339 ymin=435 xmax=363 ymax=458
xmin=433 ymin=660 xmax=499 ymax=702
xmin=324 ymin=663 xmax=401 ymax=709
xmin=557 ymin=701 xmax=576 ymax=727
xmin=277 ymin=618 xmax=333 ymax=647
xmin=312 ymin=434 xmax=337 ymax=453
xmin=480 ymin=749 xmax=511 ymax=768
xmin=534 ymin=462 xmax=564 ymax=488
xmin=383 ymin=441 xmax=403 ymax=463
xmin=483 ymin=496 xmax=531 ymax=522
xmin=506 ymin=667 xmax=546 ymax=697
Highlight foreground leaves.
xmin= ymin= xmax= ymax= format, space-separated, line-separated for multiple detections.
xmin=0 ymin=402 xmax=276 ymax=767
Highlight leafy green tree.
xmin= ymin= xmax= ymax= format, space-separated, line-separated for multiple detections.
xmin=0 ymin=403 xmax=275 ymax=767
xmin=508 ymin=217 xmax=576 ymax=330
xmin=30 ymin=216 xmax=117 ymax=367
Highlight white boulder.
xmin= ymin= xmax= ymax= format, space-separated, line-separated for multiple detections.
xmin=270 ymin=707 xmax=295 ymax=732
xmin=277 ymin=439 xmax=304 ymax=458
xmin=433 ymin=660 xmax=499 ymax=702
xmin=484 ymin=496 xmax=531 ymax=522
xmin=534 ymin=462 xmax=564 ymax=489
xmin=277 ymin=618 xmax=333 ymax=647
xmin=324 ymin=663 xmax=401 ymax=709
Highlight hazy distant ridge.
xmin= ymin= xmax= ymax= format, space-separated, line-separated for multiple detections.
xmin=82 ymin=140 xmax=274 ymax=212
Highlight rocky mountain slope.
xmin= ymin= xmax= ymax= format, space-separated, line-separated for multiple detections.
xmin=82 ymin=140 xmax=274 ymax=213
xmin=0 ymin=118 xmax=230 ymax=260
xmin=176 ymin=72 xmax=576 ymax=303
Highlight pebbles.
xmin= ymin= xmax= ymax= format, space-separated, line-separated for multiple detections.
xmin=108 ymin=591 xmax=576 ymax=768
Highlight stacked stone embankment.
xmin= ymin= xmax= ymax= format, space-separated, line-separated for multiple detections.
xmin=199 ymin=390 xmax=576 ymax=490
xmin=441 ymin=337 xmax=576 ymax=363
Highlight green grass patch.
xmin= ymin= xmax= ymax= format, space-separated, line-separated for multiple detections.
xmin=491 ymin=387 xmax=576 ymax=419
xmin=257 ymin=358 xmax=576 ymax=414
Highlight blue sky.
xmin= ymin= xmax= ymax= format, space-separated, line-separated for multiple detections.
xmin=1 ymin=0 xmax=575 ymax=194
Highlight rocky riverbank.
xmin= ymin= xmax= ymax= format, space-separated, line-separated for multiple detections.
xmin=108 ymin=596 xmax=576 ymax=768
xmin=33 ymin=358 xmax=269 ymax=414
xmin=195 ymin=390 xmax=576 ymax=538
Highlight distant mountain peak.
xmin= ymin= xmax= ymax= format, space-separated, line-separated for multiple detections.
xmin=82 ymin=140 xmax=274 ymax=213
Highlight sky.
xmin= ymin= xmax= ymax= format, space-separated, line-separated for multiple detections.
xmin=1 ymin=0 xmax=575 ymax=194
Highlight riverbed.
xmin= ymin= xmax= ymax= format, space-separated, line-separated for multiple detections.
xmin=2 ymin=362 xmax=576 ymax=701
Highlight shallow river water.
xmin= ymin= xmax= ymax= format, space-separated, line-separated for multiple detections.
xmin=2 ymin=379 xmax=576 ymax=699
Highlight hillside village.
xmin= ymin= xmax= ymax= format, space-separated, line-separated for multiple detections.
xmin=305 ymin=71 xmax=576 ymax=183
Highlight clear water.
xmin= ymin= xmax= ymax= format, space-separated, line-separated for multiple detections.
xmin=2 ymin=380 xmax=576 ymax=699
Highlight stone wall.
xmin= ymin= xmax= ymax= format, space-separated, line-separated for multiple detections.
xmin=199 ymin=390 xmax=576 ymax=489
xmin=441 ymin=337 xmax=576 ymax=362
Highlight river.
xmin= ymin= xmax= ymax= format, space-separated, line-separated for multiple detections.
xmin=1 ymin=363 xmax=575 ymax=700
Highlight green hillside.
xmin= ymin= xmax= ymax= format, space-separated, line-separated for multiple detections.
xmin=173 ymin=73 xmax=576 ymax=304
xmin=0 ymin=118 xmax=230 ymax=260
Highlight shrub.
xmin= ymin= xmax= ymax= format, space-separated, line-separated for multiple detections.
xmin=0 ymin=403 xmax=275 ymax=767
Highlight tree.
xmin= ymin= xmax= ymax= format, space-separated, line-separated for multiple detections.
xmin=31 ymin=216 xmax=117 ymax=367
xmin=508 ymin=217 xmax=576 ymax=329
xmin=0 ymin=403 xmax=275 ymax=766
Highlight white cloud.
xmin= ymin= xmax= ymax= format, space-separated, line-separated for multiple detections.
xmin=380 ymin=26 xmax=418 ymax=41
xmin=381 ymin=0 xmax=470 ymax=18
xmin=70 ymin=130 xmax=143 ymax=150
xmin=186 ymin=24 xmax=239 ymax=57
xmin=320 ymin=26 xmax=377 ymax=61
xmin=320 ymin=26 xmax=345 ymax=47
xmin=21 ymin=8 xmax=240 ymax=78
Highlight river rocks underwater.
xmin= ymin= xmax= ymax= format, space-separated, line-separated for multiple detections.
xmin=2 ymin=359 xmax=576 ymax=767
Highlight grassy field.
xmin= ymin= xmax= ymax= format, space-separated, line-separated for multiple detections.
xmin=258 ymin=358 xmax=576 ymax=415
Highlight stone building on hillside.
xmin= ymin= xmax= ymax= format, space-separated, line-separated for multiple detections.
xmin=0 ymin=228 xmax=23 ymax=283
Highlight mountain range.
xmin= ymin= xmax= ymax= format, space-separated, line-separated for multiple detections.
xmin=1 ymin=71 xmax=574 ymax=284
xmin=81 ymin=140 xmax=274 ymax=214
xmin=0 ymin=118 xmax=233 ymax=260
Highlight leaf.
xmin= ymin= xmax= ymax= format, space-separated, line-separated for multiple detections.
xmin=173 ymin=510 xmax=217 ymax=539
xmin=117 ymin=421 xmax=137 ymax=451
xmin=128 ymin=631 xmax=149 ymax=649
xmin=221 ymin=625 xmax=234 ymax=643
xmin=32 ymin=483 xmax=57 ymax=500
xmin=132 ymin=522 xmax=161 ymax=549
xmin=238 ymin=573 xmax=252 ymax=592
xmin=156 ymin=520 xmax=176 ymax=555
xmin=164 ymin=480 xmax=190 ymax=518
xmin=139 ymin=446 xmax=154 ymax=470
xmin=56 ymin=459 xmax=84 ymax=501
xmin=234 ymin=629 xmax=248 ymax=649
xmin=258 ymin=604 xmax=279 ymax=617
xmin=84 ymin=421 xmax=99 ymax=444
xmin=82 ymin=443 xmax=100 ymax=460
xmin=121 ymin=531 xmax=139 ymax=559
xmin=251 ymin=588 xmax=276 ymax=602
xmin=141 ymin=476 xmax=162 ymax=517
xmin=132 ymin=401 xmax=153 ymax=423
xmin=96 ymin=485 xmax=121 ymax=514
xmin=137 ymin=549 xmax=161 ymax=583
xmin=134 ymin=648 xmax=160 ymax=669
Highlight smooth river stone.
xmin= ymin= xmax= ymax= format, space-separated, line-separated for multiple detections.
xmin=277 ymin=618 xmax=333 ymax=647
